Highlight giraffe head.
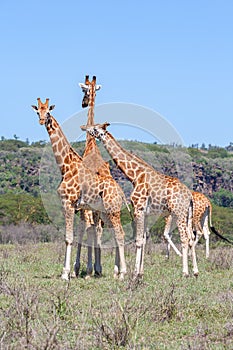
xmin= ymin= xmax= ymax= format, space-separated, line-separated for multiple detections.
xmin=81 ymin=122 xmax=110 ymax=140
xmin=31 ymin=98 xmax=55 ymax=125
xmin=79 ymin=75 xmax=101 ymax=108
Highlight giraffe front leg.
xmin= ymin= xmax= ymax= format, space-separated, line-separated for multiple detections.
xmin=107 ymin=212 xmax=126 ymax=280
xmin=86 ymin=224 xmax=94 ymax=279
xmin=134 ymin=209 xmax=145 ymax=278
xmin=92 ymin=212 xmax=102 ymax=277
xmin=114 ymin=246 xmax=120 ymax=279
xmin=73 ymin=210 xmax=85 ymax=278
xmin=114 ymin=231 xmax=127 ymax=280
xmin=94 ymin=219 xmax=102 ymax=277
xmin=61 ymin=203 xmax=75 ymax=281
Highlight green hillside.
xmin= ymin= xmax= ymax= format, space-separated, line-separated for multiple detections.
xmin=0 ymin=138 xmax=233 ymax=244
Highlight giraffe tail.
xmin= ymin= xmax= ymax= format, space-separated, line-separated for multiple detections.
xmin=210 ymin=226 xmax=233 ymax=245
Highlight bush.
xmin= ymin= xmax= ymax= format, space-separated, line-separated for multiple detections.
xmin=212 ymin=189 xmax=233 ymax=208
xmin=0 ymin=193 xmax=50 ymax=225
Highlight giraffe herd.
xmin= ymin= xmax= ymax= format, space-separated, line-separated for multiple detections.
xmin=32 ymin=75 xmax=224 ymax=281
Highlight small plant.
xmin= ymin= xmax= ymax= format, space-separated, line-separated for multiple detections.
xmin=208 ymin=248 xmax=233 ymax=271
xmin=91 ymin=294 xmax=152 ymax=349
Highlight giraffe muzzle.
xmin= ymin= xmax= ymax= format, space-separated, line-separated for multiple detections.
xmin=82 ymin=95 xmax=89 ymax=108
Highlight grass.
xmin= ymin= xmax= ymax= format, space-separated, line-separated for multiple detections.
xmin=0 ymin=242 xmax=233 ymax=349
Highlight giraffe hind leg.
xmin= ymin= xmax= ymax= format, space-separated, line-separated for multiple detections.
xmin=164 ymin=215 xmax=182 ymax=258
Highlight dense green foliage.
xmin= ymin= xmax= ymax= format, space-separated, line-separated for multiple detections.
xmin=0 ymin=193 xmax=50 ymax=225
xmin=213 ymin=189 xmax=233 ymax=208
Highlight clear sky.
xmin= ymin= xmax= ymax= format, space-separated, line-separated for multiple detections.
xmin=0 ymin=0 xmax=232 ymax=147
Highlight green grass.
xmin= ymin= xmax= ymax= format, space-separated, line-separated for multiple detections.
xmin=0 ymin=242 xmax=233 ymax=349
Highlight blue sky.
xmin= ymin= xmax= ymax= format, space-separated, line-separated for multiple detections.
xmin=0 ymin=0 xmax=232 ymax=147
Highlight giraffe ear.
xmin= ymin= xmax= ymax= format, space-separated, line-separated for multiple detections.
xmin=79 ymin=83 xmax=88 ymax=91
xmin=49 ymin=105 xmax=55 ymax=111
xmin=102 ymin=122 xmax=110 ymax=130
xmin=96 ymin=84 xmax=101 ymax=91
xmin=31 ymin=105 xmax=38 ymax=111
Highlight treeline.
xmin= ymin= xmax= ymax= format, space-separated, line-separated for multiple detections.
xmin=0 ymin=137 xmax=233 ymax=244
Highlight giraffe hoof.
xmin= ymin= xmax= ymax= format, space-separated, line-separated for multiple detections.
xmin=119 ymin=271 xmax=127 ymax=281
xmin=73 ymin=263 xmax=80 ymax=278
xmin=94 ymin=272 xmax=102 ymax=278
xmin=194 ymin=271 xmax=199 ymax=277
xmin=71 ymin=271 xmax=78 ymax=278
xmin=133 ymin=273 xmax=143 ymax=281
xmin=183 ymin=273 xmax=189 ymax=278
xmin=84 ymin=274 xmax=91 ymax=280
xmin=61 ymin=272 xmax=70 ymax=281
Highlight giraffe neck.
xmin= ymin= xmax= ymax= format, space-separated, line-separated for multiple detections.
xmin=87 ymin=105 xmax=94 ymax=125
xmin=100 ymin=131 xmax=152 ymax=182
xmin=85 ymin=106 xmax=95 ymax=145
xmin=45 ymin=115 xmax=82 ymax=174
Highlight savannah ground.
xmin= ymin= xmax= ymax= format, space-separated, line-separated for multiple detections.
xmin=0 ymin=240 xmax=233 ymax=349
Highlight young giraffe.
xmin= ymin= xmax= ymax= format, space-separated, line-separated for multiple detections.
xmin=82 ymin=123 xmax=199 ymax=277
xmin=165 ymin=191 xmax=212 ymax=259
xmin=75 ymin=75 xmax=113 ymax=278
xmin=32 ymin=99 xmax=127 ymax=280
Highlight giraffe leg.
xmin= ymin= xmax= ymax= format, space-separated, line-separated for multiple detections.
xmin=188 ymin=209 xmax=199 ymax=276
xmin=202 ymin=213 xmax=210 ymax=259
xmin=86 ymin=224 xmax=94 ymax=279
xmin=139 ymin=231 xmax=146 ymax=275
xmin=139 ymin=214 xmax=150 ymax=275
xmin=182 ymin=243 xmax=189 ymax=277
xmin=134 ymin=209 xmax=145 ymax=277
xmin=177 ymin=217 xmax=190 ymax=277
xmin=166 ymin=235 xmax=171 ymax=259
xmin=190 ymin=243 xmax=199 ymax=276
xmin=205 ymin=234 xmax=210 ymax=259
xmin=114 ymin=246 xmax=120 ymax=278
xmin=164 ymin=215 xmax=182 ymax=258
xmin=73 ymin=210 xmax=85 ymax=278
xmin=61 ymin=203 xmax=75 ymax=281
xmin=186 ymin=217 xmax=199 ymax=276
xmin=107 ymin=212 xmax=126 ymax=280
xmin=94 ymin=218 xmax=102 ymax=276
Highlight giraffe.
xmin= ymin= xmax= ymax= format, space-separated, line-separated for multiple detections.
xmin=32 ymin=99 xmax=127 ymax=280
xmin=75 ymin=75 xmax=113 ymax=278
xmin=165 ymin=191 xmax=212 ymax=259
xmin=81 ymin=122 xmax=199 ymax=277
